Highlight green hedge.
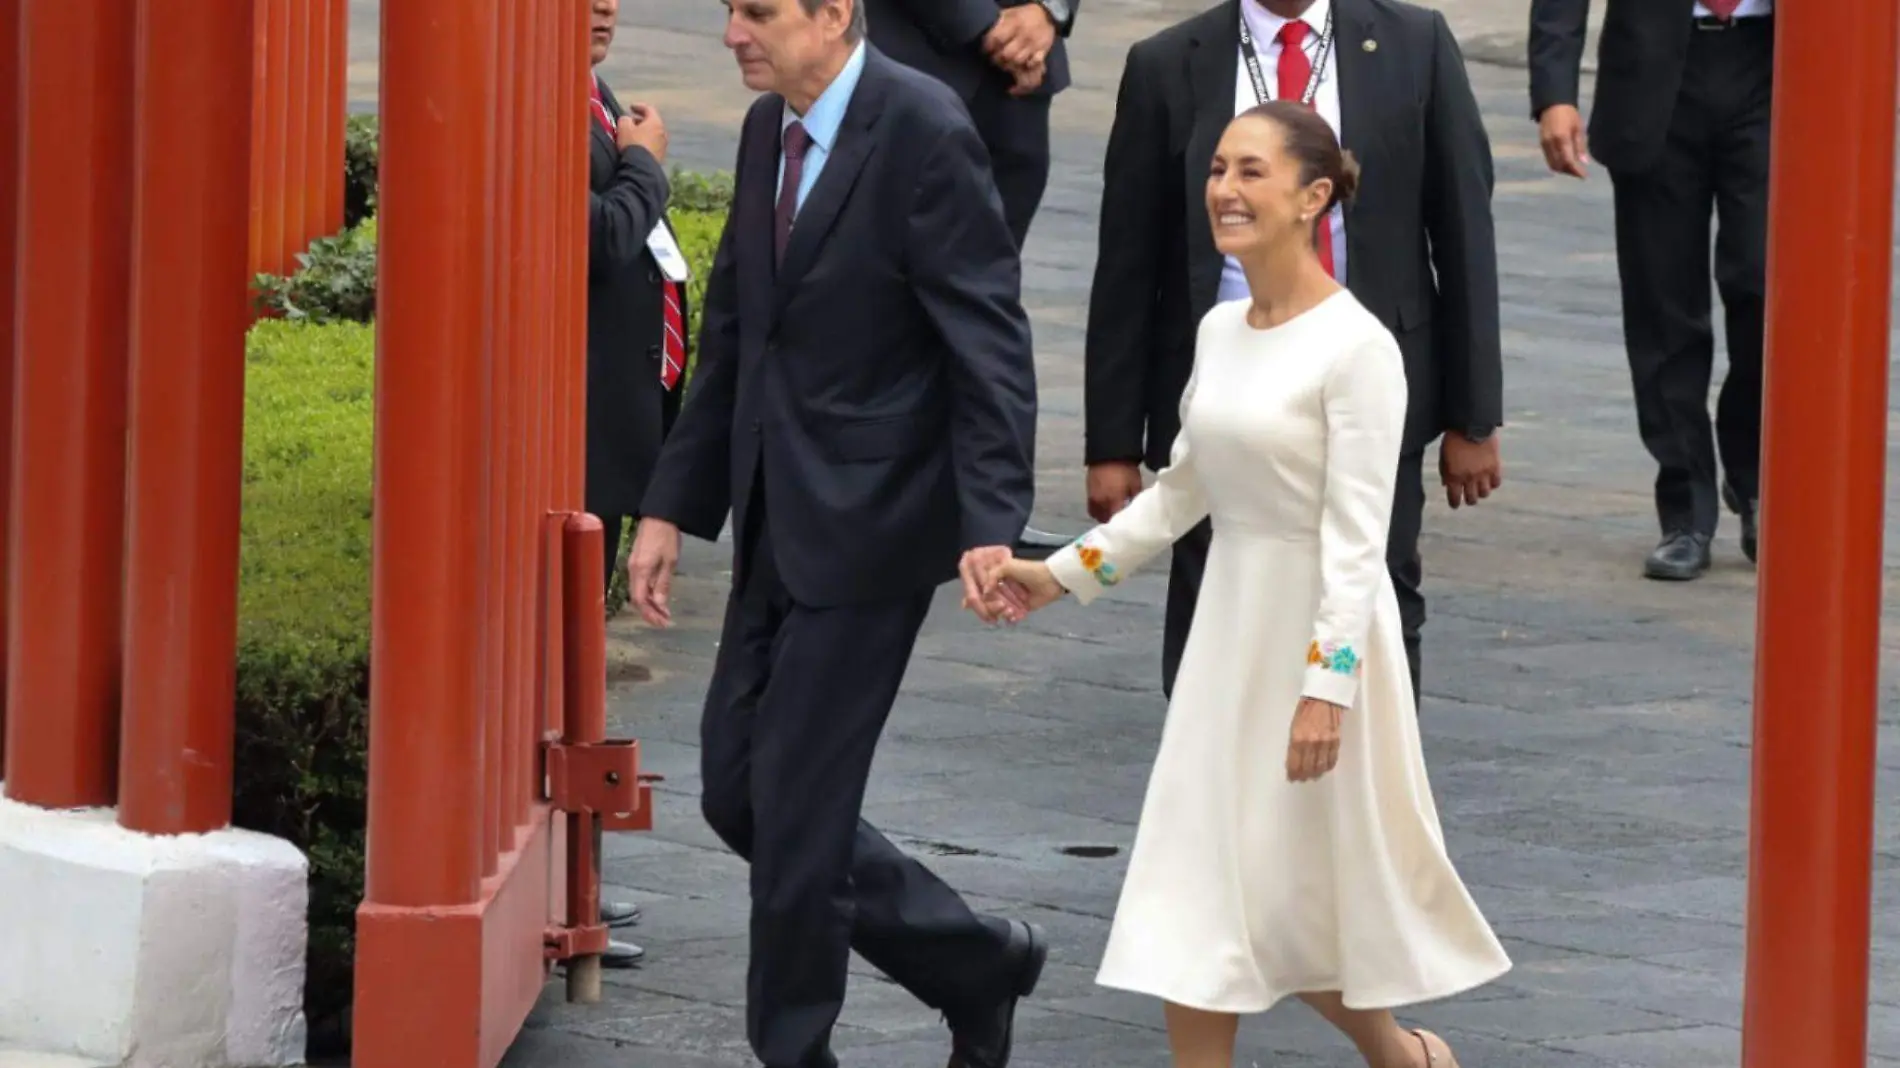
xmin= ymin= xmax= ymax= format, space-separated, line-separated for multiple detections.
xmin=233 ymin=177 xmax=728 ymax=1053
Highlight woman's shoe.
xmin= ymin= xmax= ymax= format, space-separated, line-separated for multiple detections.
xmin=1410 ymin=1028 xmax=1460 ymax=1067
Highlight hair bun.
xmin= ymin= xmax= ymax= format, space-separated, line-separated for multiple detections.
xmin=1331 ymin=149 xmax=1362 ymax=209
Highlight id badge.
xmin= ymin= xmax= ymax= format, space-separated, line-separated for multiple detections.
xmin=647 ymin=223 xmax=690 ymax=283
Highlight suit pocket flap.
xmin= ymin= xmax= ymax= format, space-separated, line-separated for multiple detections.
xmin=822 ymin=415 xmax=920 ymax=462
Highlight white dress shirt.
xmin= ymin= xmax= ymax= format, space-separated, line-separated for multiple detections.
xmin=1219 ymin=0 xmax=1348 ymax=302
xmin=1693 ymin=0 xmax=1772 ymax=18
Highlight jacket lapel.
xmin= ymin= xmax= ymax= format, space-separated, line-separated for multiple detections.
xmin=773 ymin=57 xmax=888 ymax=302
xmin=1186 ymin=1 xmax=1240 ymax=319
xmin=737 ymin=102 xmax=781 ymax=323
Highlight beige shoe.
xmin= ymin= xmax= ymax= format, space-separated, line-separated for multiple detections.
xmin=1410 ymin=1029 xmax=1461 ymax=1068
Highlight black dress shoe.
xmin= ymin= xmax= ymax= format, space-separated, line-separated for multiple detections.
xmin=1643 ymin=531 xmax=1712 ymax=580
xmin=946 ymin=920 xmax=1047 ymax=1068
xmin=1723 ymin=482 xmax=1758 ymax=563
xmin=601 ymin=940 xmax=645 ymax=968
xmin=602 ymin=900 xmax=642 ymax=928
xmin=1013 ymin=526 xmax=1071 ymax=562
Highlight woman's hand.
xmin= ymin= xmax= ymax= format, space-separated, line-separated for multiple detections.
xmin=1285 ymin=697 xmax=1346 ymax=782
xmin=962 ymin=557 xmax=1065 ymax=624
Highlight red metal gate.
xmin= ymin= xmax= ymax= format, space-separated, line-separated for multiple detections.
xmin=350 ymin=2 xmax=651 ymax=1065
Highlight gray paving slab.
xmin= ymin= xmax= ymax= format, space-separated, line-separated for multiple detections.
xmin=340 ymin=2 xmax=1900 ymax=1065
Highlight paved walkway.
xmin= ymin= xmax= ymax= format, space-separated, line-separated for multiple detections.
xmin=348 ymin=2 xmax=1899 ymax=1065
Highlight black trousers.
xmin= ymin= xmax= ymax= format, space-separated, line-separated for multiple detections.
xmin=698 ymin=500 xmax=1013 ymax=1068
xmin=966 ymin=88 xmax=1051 ymax=250
xmin=1163 ymin=450 xmax=1427 ymax=707
xmin=1609 ymin=17 xmax=1771 ymax=537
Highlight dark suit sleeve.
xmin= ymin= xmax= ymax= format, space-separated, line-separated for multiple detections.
xmin=1528 ymin=0 xmax=1590 ymax=118
xmin=907 ymin=120 xmax=1039 ymax=551
xmin=1422 ymin=10 xmax=1503 ymax=432
xmin=589 ymin=145 xmax=669 ymax=276
xmin=883 ymin=0 xmax=1000 ymax=50
xmin=1082 ymin=42 xmax=1165 ymax=466
xmin=636 ymin=178 xmax=740 ymax=540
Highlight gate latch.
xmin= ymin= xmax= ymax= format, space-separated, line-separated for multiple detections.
xmin=546 ymin=738 xmax=642 ymax=816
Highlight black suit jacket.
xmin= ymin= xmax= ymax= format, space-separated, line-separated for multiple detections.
xmin=586 ymin=77 xmax=685 ymax=516
xmin=1084 ymin=0 xmax=1500 ymax=465
xmin=865 ymin=0 xmax=1076 ymax=99
xmin=1528 ymin=0 xmax=1702 ymax=175
xmin=639 ymin=48 xmax=1038 ymax=607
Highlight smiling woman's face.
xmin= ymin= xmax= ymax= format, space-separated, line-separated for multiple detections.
xmin=1204 ymin=113 xmax=1331 ymax=260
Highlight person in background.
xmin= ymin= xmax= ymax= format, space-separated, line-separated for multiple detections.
xmin=1084 ymin=0 xmax=1505 ymax=707
xmin=582 ymin=0 xmax=681 ymax=970
xmin=1529 ymin=0 xmax=1769 ymax=580
xmin=865 ymin=0 xmax=1080 ymax=559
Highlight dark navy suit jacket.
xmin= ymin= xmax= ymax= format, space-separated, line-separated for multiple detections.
xmin=639 ymin=47 xmax=1038 ymax=608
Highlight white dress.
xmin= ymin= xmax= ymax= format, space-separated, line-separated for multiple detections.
xmin=1046 ymin=291 xmax=1511 ymax=1013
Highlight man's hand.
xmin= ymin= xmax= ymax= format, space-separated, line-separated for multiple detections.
xmin=1086 ymin=461 xmax=1143 ymax=523
xmin=983 ymin=5 xmax=1056 ymax=76
xmin=617 ymin=104 xmax=667 ymax=162
xmin=1008 ymin=56 xmax=1047 ymax=96
xmin=626 ymin=517 xmax=682 ymax=627
xmin=1537 ymin=104 xmax=1587 ymax=178
xmin=1439 ymin=431 xmax=1503 ymax=509
xmin=958 ymin=545 xmax=1016 ymax=623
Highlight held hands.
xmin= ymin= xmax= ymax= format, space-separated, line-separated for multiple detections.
xmin=616 ymin=104 xmax=668 ymax=162
xmin=1439 ymin=430 xmax=1503 ymax=509
xmin=1286 ymin=697 xmax=1346 ymax=782
xmin=983 ymin=6 xmax=1054 ymax=96
xmin=626 ymin=517 xmax=682 ymax=627
xmin=958 ymin=547 xmax=1064 ymax=625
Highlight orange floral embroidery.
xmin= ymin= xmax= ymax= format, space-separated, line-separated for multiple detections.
xmin=1077 ymin=545 xmax=1104 ymax=571
xmin=1307 ymin=640 xmax=1360 ymax=676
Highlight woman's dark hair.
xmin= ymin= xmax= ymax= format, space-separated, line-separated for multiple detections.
xmin=1238 ymin=100 xmax=1361 ymax=214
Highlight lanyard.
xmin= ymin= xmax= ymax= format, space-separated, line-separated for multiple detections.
xmin=1237 ymin=5 xmax=1335 ymax=107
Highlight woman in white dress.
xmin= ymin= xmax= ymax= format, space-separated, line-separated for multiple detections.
xmin=967 ymin=102 xmax=1511 ymax=1067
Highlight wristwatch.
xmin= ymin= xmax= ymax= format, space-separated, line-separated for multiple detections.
xmin=1035 ymin=0 xmax=1075 ymax=36
xmin=1460 ymin=425 xmax=1495 ymax=444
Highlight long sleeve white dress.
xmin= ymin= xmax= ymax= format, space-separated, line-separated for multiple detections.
xmin=1045 ymin=291 xmax=1511 ymax=1013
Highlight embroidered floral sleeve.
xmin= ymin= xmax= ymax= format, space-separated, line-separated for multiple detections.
xmin=1046 ymin=359 xmax=1210 ymax=606
xmin=1303 ymin=331 xmax=1407 ymax=709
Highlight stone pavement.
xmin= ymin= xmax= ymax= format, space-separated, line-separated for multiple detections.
xmin=342 ymin=2 xmax=1900 ymax=1065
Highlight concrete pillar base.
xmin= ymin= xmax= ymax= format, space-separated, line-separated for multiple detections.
xmin=0 ymin=793 xmax=309 ymax=1067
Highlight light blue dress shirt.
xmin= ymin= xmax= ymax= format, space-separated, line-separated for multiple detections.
xmin=776 ymin=40 xmax=868 ymax=213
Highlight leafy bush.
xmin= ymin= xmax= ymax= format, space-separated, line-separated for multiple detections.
xmin=253 ymin=217 xmax=378 ymax=325
xmin=344 ymin=114 xmax=379 ymax=229
xmin=231 ymin=197 xmax=727 ymax=1050
xmin=230 ymin=319 xmax=374 ymax=1051
xmin=669 ymin=167 xmax=734 ymax=214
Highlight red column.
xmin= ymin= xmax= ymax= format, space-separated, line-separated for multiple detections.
xmin=117 ymin=0 xmax=256 ymax=836
xmin=563 ymin=0 xmax=588 ymax=509
xmin=4 ymin=4 xmax=136 ymax=809
xmin=281 ymin=0 xmax=310 ymax=258
xmin=247 ymin=2 xmax=270 ymax=280
xmin=325 ymin=0 xmax=347 ymax=234
xmin=476 ymin=0 xmax=504 ymax=880
xmin=0 ymin=0 xmax=20 ymax=772
xmin=1740 ymin=5 xmax=1895 ymax=1067
xmin=302 ymin=0 xmax=331 ymax=245
xmin=364 ymin=0 xmax=492 ymax=908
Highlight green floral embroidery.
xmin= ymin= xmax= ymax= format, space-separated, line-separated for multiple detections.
xmin=1306 ymin=640 xmax=1359 ymax=676
xmin=1073 ymin=533 xmax=1121 ymax=586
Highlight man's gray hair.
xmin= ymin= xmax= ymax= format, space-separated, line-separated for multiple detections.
xmin=801 ymin=0 xmax=867 ymax=42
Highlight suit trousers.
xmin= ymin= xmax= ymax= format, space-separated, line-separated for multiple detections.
xmin=1608 ymin=17 xmax=1771 ymax=537
xmin=965 ymin=88 xmax=1051 ymax=249
xmin=698 ymin=493 xmax=1014 ymax=1068
xmin=1164 ymin=449 xmax=1427 ymax=707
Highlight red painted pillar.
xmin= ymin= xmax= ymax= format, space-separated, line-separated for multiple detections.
xmin=281 ymin=0 xmax=310 ymax=258
xmin=325 ymin=0 xmax=348 ymax=234
xmin=4 ymin=4 xmax=135 ymax=810
xmin=247 ymin=1 xmax=269 ymax=280
xmin=0 ymin=0 xmax=20 ymax=772
xmin=302 ymin=0 xmax=331 ymax=245
xmin=117 ymin=0 xmax=256 ymax=836
xmin=476 ymin=0 xmax=503 ymax=881
xmin=256 ymin=0 xmax=289 ymax=276
xmin=1740 ymin=5 xmax=1895 ymax=1067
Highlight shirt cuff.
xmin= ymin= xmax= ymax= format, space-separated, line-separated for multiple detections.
xmin=1301 ymin=639 xmax=1362 ymax=708
xmin=1045 ymin=541 xmax=1109 ymax=606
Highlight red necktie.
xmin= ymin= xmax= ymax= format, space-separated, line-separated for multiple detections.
xmin=591 ymin=79 xmax=684 ymax=390
xmin=1701 ymin=0 xmax=1741 ymax=18
xmin=1275 ymin=21 xmax=1337 ymax=281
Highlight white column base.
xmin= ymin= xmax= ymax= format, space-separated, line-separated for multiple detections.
xmin=0 ymin=792 xmax=310 ymax=1068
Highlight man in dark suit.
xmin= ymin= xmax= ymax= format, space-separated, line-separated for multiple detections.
xmin=1529 ymin=0 xmax=1769 ymax=580
xmin=864 ymin=0 xmax=1080 ymax=558
xmin=1083 ymin=0 xmax=1504 ymax=704
xmin=863 ymin=0 xmax=1076 ymax=248
xmin=624 ymin=1 xmax=1046 ymax=1065
xmin=582 ymin=0 xmax=678 ymax=967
